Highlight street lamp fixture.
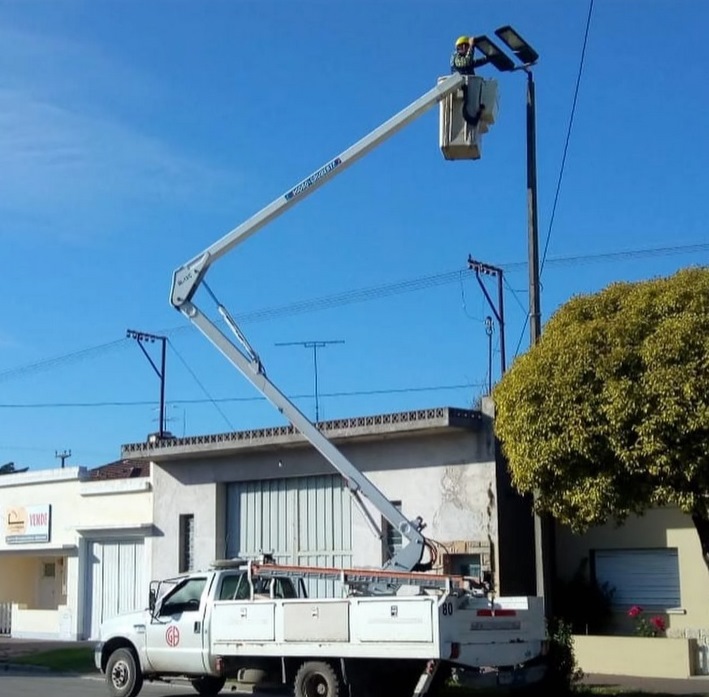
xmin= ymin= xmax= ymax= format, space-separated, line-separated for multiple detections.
xmin=495 ymin=26 xmax=539 ymax=66
xmin=472 ymin=35 xmax=516 ymax=72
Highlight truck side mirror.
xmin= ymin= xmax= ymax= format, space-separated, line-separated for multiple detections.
xmin=149 ymin=588 xmax=157 ymax=612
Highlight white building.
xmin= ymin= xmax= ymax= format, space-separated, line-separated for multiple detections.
xmin=0 ymin=403 xmax=537 ymax=641
xmin=121 ymin=404 xmax=537 ymax=599
xmin=0 ymin=461 xmax=152 ymax=640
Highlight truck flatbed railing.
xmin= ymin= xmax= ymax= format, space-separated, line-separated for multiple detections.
xmin=249 ymin=561 xmax=486 ymax=594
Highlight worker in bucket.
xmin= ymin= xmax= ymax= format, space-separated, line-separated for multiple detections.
xmin=450 ymin=35 xmax=489 ymax=75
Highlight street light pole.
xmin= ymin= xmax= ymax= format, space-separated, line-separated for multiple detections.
xmin=526 ymin=68 xmax=542 ymax=346
xmin=474 ymin=25 xmax=552 ymax=611
xmin=522 ymin=65 xmax=552 ymax=612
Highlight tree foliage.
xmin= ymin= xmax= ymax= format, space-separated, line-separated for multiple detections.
xmin=493 ymin=267 xmax=709 ymax=546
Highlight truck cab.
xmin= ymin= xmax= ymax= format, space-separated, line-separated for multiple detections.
xmin=95 ymin=560 xmax=300 ymax=697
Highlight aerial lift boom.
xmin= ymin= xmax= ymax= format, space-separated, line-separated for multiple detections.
xmin=170 ymin=73 xmax=466 ymax=574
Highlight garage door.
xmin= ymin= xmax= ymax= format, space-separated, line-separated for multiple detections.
xmin=84 ymin=539 xmax=145 ymax=639
xmin=226 ymin=474 xmax=352 ymax=597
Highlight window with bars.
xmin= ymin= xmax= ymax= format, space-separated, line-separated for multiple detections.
xmin=179 ymin=514 xmax=195 ymax=573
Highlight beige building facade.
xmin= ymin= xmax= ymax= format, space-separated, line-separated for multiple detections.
xmin=0 ymin=462 xmax=152 ymax=640
xmin=556 ymin=507 xmax=709 ymax=673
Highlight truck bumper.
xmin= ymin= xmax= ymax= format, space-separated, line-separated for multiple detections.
xmin=457 ymin=662 xmax=547 ymax=689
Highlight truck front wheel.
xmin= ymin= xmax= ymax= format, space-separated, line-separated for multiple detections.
xmin=191 ymin=675 xmax=226 ymax=695
xmin=105 ymin=647 xmax=144 ymax=697
xmin=294 ymin=660 xmax=342 ymax=697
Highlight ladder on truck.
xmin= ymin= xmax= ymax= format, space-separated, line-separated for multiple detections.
xmin=249 ymin=561 xmax=488 ymax=595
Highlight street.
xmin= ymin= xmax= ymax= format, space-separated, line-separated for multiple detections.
xmin=0 ymin=671 xmax=297 ymax=696
xmin=0 ymin=672 xmax=199 ymax=697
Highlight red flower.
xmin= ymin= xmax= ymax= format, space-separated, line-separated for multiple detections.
xmin=628 ymin=605 xmax=643 ymax=618
xmin=650 ymin=616 xmax=666 ymax=633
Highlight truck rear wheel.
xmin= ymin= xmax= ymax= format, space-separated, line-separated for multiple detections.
xmin=294 ymin=660 xmax=342 ymax=697
xmin=191 ymin=675 xmax=226 ymax=695
xmin=106 ymin=647 xmax=143 ymax=697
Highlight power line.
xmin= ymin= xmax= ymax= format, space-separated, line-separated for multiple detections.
xmin=459 ymin=270 xmax=486 ymax=321
xmin=540 ymin=0 xmax=595 ymax=275
xmin=167 ymin=341 xmax=235 ymax=431
xmin=0 ymin=382 xmax=480 ymax=409
xmin=275 ymin=339 xmax=345 ymax=421
xmin=514 ymin=317 xmax=531 ymax=359
xmin=0 ymin=339 xmax=125 ymax=383
xmin=0 ymin=444 xmax=116 ymax=458
xmin=503 ymin=276 xmax=528 ymax=314
xmin=0 ymin=240 xmax=706 ymax=386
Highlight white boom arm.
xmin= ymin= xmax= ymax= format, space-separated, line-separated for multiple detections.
xmin=170 ymin=73 xmax=465 ymax=573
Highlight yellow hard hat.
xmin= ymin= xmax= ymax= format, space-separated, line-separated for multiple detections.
xmin=456 ymin=35 xmax=470 ymax=47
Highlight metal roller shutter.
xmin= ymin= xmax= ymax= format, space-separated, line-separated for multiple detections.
xmin=593 ymin=548 xmax=681 ymax=609
xmin=226 ymin=474 xmax=352 ymax=597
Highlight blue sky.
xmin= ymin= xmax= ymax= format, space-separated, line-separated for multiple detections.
xmin=1 ymin=0 xmax=708 ymax=471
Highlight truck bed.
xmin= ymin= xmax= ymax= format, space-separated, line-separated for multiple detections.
xmin=210 ymin=593 xmax=545 ymax=668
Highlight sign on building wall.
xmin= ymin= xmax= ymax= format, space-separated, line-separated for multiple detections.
xmin=3 ymin=504 xmax=52 ymax=544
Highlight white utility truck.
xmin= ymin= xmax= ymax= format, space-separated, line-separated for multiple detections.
xmin=95 ymin=71 xmax=548 ymax=697
xmin=95 ymin=555 xmax=545 ymax=697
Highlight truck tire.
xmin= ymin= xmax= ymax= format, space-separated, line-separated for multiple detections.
xmin=190 ymin=675 xmax=226 ymax=695
xmin=294 ymin=660 xmax=342 ymax=697
xmin=105 ymin=647 xmax=144 ymax=697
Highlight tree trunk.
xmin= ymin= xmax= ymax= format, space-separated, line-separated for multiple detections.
xmin=690 ymin=512 xmax=709 ymax=572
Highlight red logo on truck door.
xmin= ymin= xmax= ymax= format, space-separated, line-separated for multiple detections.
xmin=165 ymin=624 xmax=180 ymax=647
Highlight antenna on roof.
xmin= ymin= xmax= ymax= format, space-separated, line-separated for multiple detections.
xmin=55 ymin=450 xmax=72 ymax=468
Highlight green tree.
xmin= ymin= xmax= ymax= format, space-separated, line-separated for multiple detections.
xmin=493 ymin=267 xmax=709 ymax=565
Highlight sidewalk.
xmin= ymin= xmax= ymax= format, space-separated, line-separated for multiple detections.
xmin=581 ymin=673 xmax=709 ymax=694
xmin=0 ymin=636 xmax=94 ymax=663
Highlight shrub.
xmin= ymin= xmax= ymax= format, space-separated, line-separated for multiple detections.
xmin=553 ymin=558 xmax=615 ymax=634
xmin=541 ymin=617 xmax=584 ymax=694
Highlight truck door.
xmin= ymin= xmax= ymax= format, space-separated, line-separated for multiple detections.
xmin=145 ymin=575 xmax=209 ymax=674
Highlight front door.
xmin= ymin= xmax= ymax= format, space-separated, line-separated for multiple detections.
xmin=145 ymin=576 xmax=210 ymax=674
xmin=38 ymin=560 xmax=57 ymax=609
